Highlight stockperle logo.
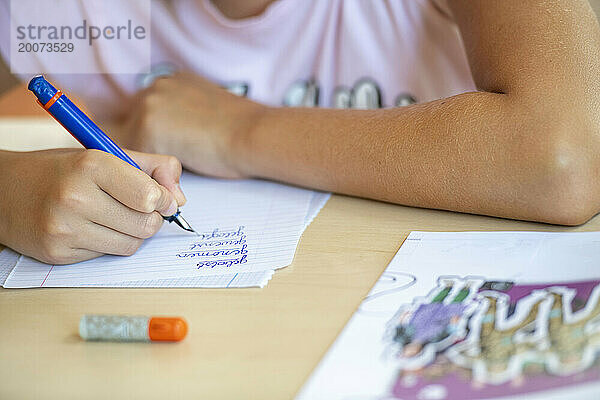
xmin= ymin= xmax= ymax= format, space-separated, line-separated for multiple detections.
xmin=9 ymin=0 xmax=151 ymax=74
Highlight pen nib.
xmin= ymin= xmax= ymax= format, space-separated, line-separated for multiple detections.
xmin=167 ymin=210 xmax=198 ymax=235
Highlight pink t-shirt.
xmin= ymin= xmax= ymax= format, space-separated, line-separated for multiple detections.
xmin=1 ymin=0 xmax=475 ymax=118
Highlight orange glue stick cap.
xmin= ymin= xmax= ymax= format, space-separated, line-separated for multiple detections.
xmin=148 ymin=317 xmax=188 ymax=342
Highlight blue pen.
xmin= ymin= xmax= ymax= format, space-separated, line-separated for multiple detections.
xmin=28 ymin=75 xmax=197 ymax=234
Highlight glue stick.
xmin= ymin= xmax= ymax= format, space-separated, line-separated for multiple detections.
xmin=79 ymin=315 xmax=188 ymax=342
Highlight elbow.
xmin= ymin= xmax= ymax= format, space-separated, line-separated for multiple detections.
xmin=537 ymin=177 xmax=597 ymax=226
xmin=520 ymin=115 xmax=600 ymax=226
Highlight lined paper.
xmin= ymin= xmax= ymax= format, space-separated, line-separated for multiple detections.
xmin=85 ymin=192 xmax=327 ymax=288
xmin=0 ymin=248 xmax=19 ymax=286
xmin=88 ymin=271 xmax=275 ymax=288
xmin=2 ymin=173 xmax=330 ymax=288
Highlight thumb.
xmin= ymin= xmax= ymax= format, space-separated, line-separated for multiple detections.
xmin=127 ymin=150 xmax=187 ymax=206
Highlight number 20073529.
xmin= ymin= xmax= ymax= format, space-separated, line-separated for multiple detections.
xmin=18 ymin=42 xmax=74 ymax=53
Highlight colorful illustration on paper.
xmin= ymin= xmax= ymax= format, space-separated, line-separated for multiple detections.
xmin=385 ymin=276 xmax=600 ymax=399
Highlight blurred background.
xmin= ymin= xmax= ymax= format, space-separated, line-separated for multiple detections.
xmin=1 ymin=0 xmax=600 ymax=96
xmin=0 ymin=49 xmax=16 ymax=95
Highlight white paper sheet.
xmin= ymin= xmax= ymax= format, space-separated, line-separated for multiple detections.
xmin=66 ymin=270 xmax=276 ymax=288
xmin=0 ymin=191 xmax=329 ymax=289
xmin=0 ymin=248 xmax=19 ymax=286
xmin=297 ymin=231 xmax=600 ymax=400
xmin=3 ymin=173 xmax=330 ymax=288
xmin=304 ymin=192 xmax=330 ymax=229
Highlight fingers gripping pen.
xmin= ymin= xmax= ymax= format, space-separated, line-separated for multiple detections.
xmin=28 ymin=75 xmax=197 ymax=234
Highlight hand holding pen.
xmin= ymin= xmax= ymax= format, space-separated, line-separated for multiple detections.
xmin=28 ymin=75 xmax=196 ymax=234
xmin=0 ymin=148 xmax=187 ymax=265
xmin=0 ymin=76 xmax=197 ymax=265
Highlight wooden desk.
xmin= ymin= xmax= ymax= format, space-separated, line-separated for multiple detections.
xmin=1 ymin=86 xmax=599 ymax=399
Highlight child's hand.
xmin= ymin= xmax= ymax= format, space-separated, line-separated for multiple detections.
xmin=0 ymin=149 xmax=186 ymax=264
xmin=117 ymin=73 xmax=264 ymax=179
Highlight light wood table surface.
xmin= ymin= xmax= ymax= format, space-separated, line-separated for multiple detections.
xmin=1 ymin=85 xmax=599 ymax=399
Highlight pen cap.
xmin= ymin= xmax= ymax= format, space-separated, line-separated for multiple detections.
xmin=28 ymin=75 xmax=59 ymax=105
xmin=148 ymin=317 xmax=188 ymax=342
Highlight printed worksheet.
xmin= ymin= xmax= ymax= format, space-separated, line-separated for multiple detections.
xmin=297 ymin=231 xmax=600 ymax=400
xmin=2 ymin=173 xmax=330 ymax=288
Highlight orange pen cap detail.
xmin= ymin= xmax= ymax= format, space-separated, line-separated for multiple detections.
xmin=148 ymin=317 xmax=188 ymax=342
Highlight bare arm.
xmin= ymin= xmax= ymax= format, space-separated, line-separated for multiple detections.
xmin=122 ymin=0 xmax=600 ymax=225
xmin=233 ymin=0 xmax=600 ymax=225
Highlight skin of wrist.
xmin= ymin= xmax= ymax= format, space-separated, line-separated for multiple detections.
xmin=0 ymin=151 xmax=23 ymax=247
xmin=228 ymin=101 xmax=268 ymax=179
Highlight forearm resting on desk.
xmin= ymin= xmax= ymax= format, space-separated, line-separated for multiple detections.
xmin=234 ymin=91 xmax=600 ymax=225
xmin=237 ymin=0 xmax=600 ymax=225
xmin=121 ymin=75 xmax=600 ymax=226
